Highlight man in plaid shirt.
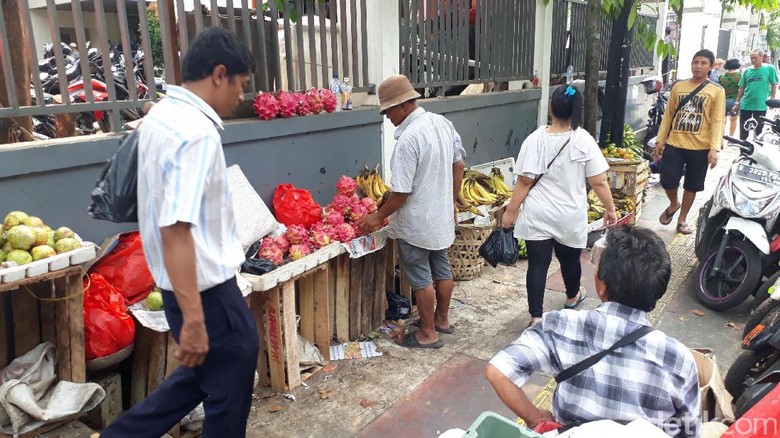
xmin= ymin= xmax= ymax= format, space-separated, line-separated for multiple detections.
xmin=487 ymin=227 xmax=701 ymax=437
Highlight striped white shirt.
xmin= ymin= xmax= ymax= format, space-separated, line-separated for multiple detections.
xmin=137 ymin=85 xmax=244 ymax=292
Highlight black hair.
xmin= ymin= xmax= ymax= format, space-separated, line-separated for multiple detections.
xmin=549 ymin=85 xmax=584 ymax=129
xmin=181 ymin=27 xmax=256 ymax=82
xmin=724 ymin=58 xmax=741 ymax=70
xmin=597 ymin=226 xmax=671 ymax=312
xmin=692 ymin=49 xmax=715 ymax=67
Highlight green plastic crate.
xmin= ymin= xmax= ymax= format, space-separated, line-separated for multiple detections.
xmin=464 ymin=411 xmax=543 ymax=438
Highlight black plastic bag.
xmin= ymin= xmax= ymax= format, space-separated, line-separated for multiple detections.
xmin=88 ymin=129 xmax=139 ymax=223
xmin=479 ymin=228 xmax=519 ymax=267
xmin=240 ymin=240 xmax=277 ymax=275
xmin=385 ymin=291 xmax=411 ymax=321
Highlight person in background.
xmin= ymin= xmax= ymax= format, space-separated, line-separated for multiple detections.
xmin=732 ymin=49 xmax=778 ymax=139
xmin=719 ymin=58 xmax=742 ymax=138
xmin=501 ymin=86 xmax=617 ymax=328
xmin=486 ymin=226 xmax=701 ymax=436
xmin=96 ymin=28 xmax=258 ymax=438
xmin=662 ymin=27 xmax=674 ymax=84
xmin=709 ymin=58 xmax=725 ymax=82
xmin=654 ymin=49 xmax=725 ymax=235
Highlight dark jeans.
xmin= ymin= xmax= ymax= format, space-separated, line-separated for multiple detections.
xmin=101 ymin=277 xmax=259 ymax=438
xmin=739 ymin=109 xmax=767 ymax=140
xmin=526 ymin=239 xmax=582 ymax=318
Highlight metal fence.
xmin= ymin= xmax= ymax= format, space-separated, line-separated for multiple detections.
xmin=399 ymin=0 xmax=535 ymax=91
xmin=0 ymin=0 xmax=370 ymax=140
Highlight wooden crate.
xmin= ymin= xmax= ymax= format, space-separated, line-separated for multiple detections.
xmin=606 ymin=160 xmax=650 ymax=196
xmin=0 ymin=267 xmax=85 ymax=383
xmin=250 ymin=265 xmax=331 ymax=392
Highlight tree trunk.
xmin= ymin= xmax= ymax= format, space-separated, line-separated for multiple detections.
xmin=599 ymin=0 xmax=634 ymax=147
xmin=583 ymin=0 xmax=602 ymax=137
xmin=0 ymin=0 xmax=32 ymax=144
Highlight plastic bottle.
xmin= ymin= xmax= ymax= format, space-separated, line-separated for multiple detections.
xmin=341 ymin=77 xmax=353 ymax=110
xmin=330 ymin=73 xmax=341 ymax=112
xmin=532 ymin=70 xmax=539 ymax=88
xmin=566 ymin=65 xmax=574 ymax=85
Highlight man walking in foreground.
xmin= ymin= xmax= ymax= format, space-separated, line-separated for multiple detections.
xmin=98 ymin=28 xmax=259 ymax=437
xmin=731 ymin=49 xmax=778 ymax=140
xmin=654 ymin=49 xmax=725 ymax=235
xmin=359 ymin=75 xmax=466 ymax=349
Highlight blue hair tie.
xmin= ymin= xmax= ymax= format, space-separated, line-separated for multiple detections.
xmin=564 ymin=86 xmax=576 ymax=96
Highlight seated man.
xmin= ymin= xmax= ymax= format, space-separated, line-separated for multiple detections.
xmin=486 ymin=226 xmax=701 ymax=437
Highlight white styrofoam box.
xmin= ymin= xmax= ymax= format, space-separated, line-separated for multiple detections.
xmin=470 ymin=157 xmax=516 ymax=187
xmin=69 ymin=243 xmax=97 ymax=265
xmin=46 ymin=253 xmax=70 ymax=271
xmin=242 ymin=242 xmax=345 ymax=292
xmin=227 ymin=165 xmax=281 ymax=251
xmin=25 ymin=259 xmax=49 ymax=277
xmin=587 ymin=218 xmax=605 ymax=233
xmin=1 ymin=265 xmax=26 ymax=283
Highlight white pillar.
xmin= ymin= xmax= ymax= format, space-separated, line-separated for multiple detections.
xmin=653 ymin=2 xmax=669 ymax=75
xmin=365 ymin=1 xmax=400 ymax=179
xmin=533 ymin=0 xmax=554 ymax=126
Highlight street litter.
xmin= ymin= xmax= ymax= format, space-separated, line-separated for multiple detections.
xmin=330 ymin=341 xmax=383 ymax=360
xmin=283 ymin=393 xmax=296 ymax=402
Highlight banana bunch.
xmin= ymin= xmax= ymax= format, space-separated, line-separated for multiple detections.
xmin=517 ymin=238 xmax=528 ymax=259
xmin=587 ymin=190 xmax=606 ymax=223
xmin=488 ymin=167 xmax=513 ymax=197
xmin=612 ymin=192 xmax=637 ymax=218
xmin=356 ymin=165 xmax=390 ymax=202
xmin=459 ymin=168 xmax=511 ymax=215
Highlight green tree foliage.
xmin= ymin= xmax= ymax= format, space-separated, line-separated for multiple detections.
xmin=142 ymin=3 xmax=164 ymax=68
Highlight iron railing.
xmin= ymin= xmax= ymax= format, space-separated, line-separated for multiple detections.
xmin=399 ymin=0 xmax=535 ymax=91
xmin=0 ymin=0 xmax=370 ymax=139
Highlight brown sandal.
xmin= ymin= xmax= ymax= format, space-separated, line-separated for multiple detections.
xmin=659 ymin=205 xmax=681 ymax=225
xmin=676 ymin=222 xmax=693 ymax=235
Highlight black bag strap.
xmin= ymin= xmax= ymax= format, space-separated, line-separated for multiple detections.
xmin=674 ymin=80 xmax=710 ymax=114
xmin=555 ymin=325 xmax=654 ymax=384
xmin=530 ymin=137 xmax=571 ymax=189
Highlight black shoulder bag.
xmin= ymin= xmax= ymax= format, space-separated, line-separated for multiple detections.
xmin=529 ymin=137 xmax=571 ymax=190
xmin=555 ymin=325 xmax=654 ymax=383
xmin=672 ymin=80 xmax=711 ymax=116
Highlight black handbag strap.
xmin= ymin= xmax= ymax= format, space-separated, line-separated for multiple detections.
xmin=674 ymin=80 xmax=710 ymax=114
xmin=555 ymin=325 xmax=654 ymax=384
xmin=530 ymin=137 xmax=571 ymax=189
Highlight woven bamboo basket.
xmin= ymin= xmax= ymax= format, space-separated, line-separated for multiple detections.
xmin=448 ymin=218 xmax=497 ymax=281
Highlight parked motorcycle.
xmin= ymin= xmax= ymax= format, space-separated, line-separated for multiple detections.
xmin=640 ymin=76 xmax=669 ymax=158
xmin=695 ymin=132 xmax=780 ymax=311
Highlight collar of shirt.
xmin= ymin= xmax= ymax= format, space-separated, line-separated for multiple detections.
xmin=165 ymin=85 xmax=224 ymax=130
xmin=593 ymin=301 xmax=651 ymax=327
xmin=394 ymin=107 xmax=426 ymax=140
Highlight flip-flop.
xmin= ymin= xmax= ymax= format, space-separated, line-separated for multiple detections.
xmin=659 ymin=205 xmax=681 ymax=225
xmin=396 ymin=332 xmax=443 ymax=349
xmin=410 ymin=320 xmax=456 ymax=334
xmin=677 ymin=222 xmax=693 ymax=235
xmin=564 ymin=290 xmax=588 ymax=309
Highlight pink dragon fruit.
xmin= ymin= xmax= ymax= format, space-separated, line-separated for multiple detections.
xmin=322 ymin=209 xmax=345 ymax=225
xmin=253 ymin=92 xmax=279 ymax=120
xmin=320 ymin=88 xmax=338 ymax=113
xmin=360 ymin=197 xmax=377 ymax=214
xmin=273 ymin=235 xmax=290 ymax=252
xmin=334 ymin=223 xmax=357 ymax=243
xmin=295 ymin=92 xmax=311 ymax=116
xmin=330 ymin=194 xmax=353 ymax=216
xmin=310 ymin=228 xmax=331 ymax=249
xmin=259 ymin=242 xmax=285 ymax=266
xmin=348 ymin=203 xmax=368 ymax=222
xmin=289 ymin=244 xmax=313 ymax=261
xmin=336 ymin=175 xmax=358 ymax=196
xmin=276 ymin=90 xmax=298 ymax=118
xmin=285 ymin=224 xmax=310 ymax=245
xmin=306 ymin=88 xmax=324 ymax=114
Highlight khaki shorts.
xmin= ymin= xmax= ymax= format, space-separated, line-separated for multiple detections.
xmin=396 ymin=239 xmax=453 ymax=291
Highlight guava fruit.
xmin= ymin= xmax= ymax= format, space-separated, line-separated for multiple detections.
xmin=3 ymin=211 xmax=29 ymax=229
xmin=54 ymin=227 xmax=75 ymax=242
xmin=54 ymin=238 xmax=81 ymax=254
xmin=6 ymin=249 xmax=32 ymax=265
xmin=7 ymin=225 xmax=36 ymax=250
xmin=31 ymin=245 xmax=56 ymax=261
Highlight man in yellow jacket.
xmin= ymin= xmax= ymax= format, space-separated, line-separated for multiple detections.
xmin=653 ymin=49 xmax=725 ymax=235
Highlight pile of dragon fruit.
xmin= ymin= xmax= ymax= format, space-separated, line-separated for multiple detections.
xmin=256 ymin=176 xmax=379 ymax=266
xmin=252 ymin=88 xmax=339 ymax=121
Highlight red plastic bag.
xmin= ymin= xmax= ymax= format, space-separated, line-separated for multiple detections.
xmin=83 ymin=273 xmax=136 ymax=360
xmin=273 ymin=183 xmax=323 ymax=227
xmin=90 ymin=231 xmax=154 ymax=305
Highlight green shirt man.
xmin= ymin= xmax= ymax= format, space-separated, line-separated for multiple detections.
xmin=732 ymin=50 xmax=778 ymax=139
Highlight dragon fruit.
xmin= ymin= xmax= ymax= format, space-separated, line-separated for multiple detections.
xmin=320 ymin=88 xmax=338 ymax=113
xmin=348 ymin=203 xmax=368 ymax=222
xmin=259 ymin=242 xmax=285 ymax=266
xmin=360 ymin=197 xmax=377 ymax=214
xmin=295 ymin=92 xmax=310 ymax=116
xmin=330 ymin=194 xmax=353 ymax=216
xmin=334 ymin=223 xmax=357 ymax=243
xmin=273 ymin=235 xmax=290 ymax=252
xmin=323 ymin=208 xmax=344 ymax=226
xmin=310 ymin=228 xmax=331 ymax=249
xmin=336 ymin=175 xmax=357 ymax=196
xmin=285 ymin=224 xmax=310 ymax=245
xmin=289 ymin=244 xmax=313 ymax=261
xmin=276 ymin=90 xmax=298 ymax=118
xmin=253 ymin=92 xmax=279 ymax=120
xmin=306 ymin=88 xmax=324 ymax=114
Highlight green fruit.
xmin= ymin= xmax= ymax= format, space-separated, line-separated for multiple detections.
xmin=7 ymin=225 xmax=36 ymax=250
xmin=47 ymin=235 xmax=55 ymax=247
xmin=146 ymin=290 xmax=164 ymax=311
xmin=31 ymin=245 xmax=56 ymax=261
xmin=2 ymin=242 xmax=12 ymax=253
xmin=3 ymin=211 xmax=29 ymax=229
xmin=6 ymin=249 xmax=32 ymax=265
xmin=54 ymin=237 xmax=80 ymax=254
xmin=0 ymin=225 xmax=5 ymax=246
xmin=0 ymin=249 xmax=6 ymax=262
xmin=33 ymin=227 xmax=53 ymax=246
xmin=54 ymin=227 xmax=75 ymax=242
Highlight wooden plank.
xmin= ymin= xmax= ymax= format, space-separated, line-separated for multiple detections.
xmin=312 ymin=268 xmax=330 ymax=361
xmin=281 ymin=281 xmax=301 ymax=390
xmin=147 ymin=331 xmax=167 ymax=394
xmin=11 ymin=287 xmax=41 ymax=359
xmin=165 ymin=332 xmax=179 ymax=378
xmin=328 ymin=259 xmax=337 ymax=337
xmin=65 ymin=273 xmax=85 ymax=383
xmin=265 ymin=286 xmax=286 ymax=391
xmin=298 ymin=275 xmax=315 ymax=343
xmin=249 ymin=293 xmax=271 ymax=386
xmin=334 ymin=254 xmax=350 ymax=342
xmin=54 ymin=278 xmax=72 ymax=382
xmin=373 ymin=246 xmax=388 ymax=328
xmin=33 ymin=282 xmax=56 ymax=346
xmin=348 ymin=257 xmax=363 ymax=340
xmin=129 ymin=324 xmax=151 ymax=406
xmin=0 ymin=266 xmax=81 ymax=293
xmin=0 ymin=294 xmax=8 ymax=369
xmin=360 ymin=252 xmax=376 ymax=336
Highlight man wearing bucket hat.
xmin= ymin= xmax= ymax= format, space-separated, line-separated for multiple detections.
xmin=359 ymin=75 xmax=466 ymax=349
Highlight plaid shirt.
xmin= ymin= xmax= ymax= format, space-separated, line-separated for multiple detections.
xmin=490 ymin=302 xmax=701 ymax=437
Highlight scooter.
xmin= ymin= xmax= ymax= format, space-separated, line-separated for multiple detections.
xmin=640 ymin=76 xmax=669 ymax=159
xmin=695 ymin=133 xmax=780 ymax=311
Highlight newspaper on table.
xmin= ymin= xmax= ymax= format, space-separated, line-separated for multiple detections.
xmin=330 ymin=341 xmax=383 ymax=360
xmin=128 ymin=272 xmax=253 ymax=332
xmin=341 ymin=228 xmax=389 ymax=259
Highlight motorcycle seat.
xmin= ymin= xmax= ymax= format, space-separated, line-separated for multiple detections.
xmin=767 ymin=99 xmax=780 ymax=109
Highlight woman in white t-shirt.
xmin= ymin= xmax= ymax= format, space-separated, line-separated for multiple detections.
xmin=501 ymin=86 xmax=618 ymax=326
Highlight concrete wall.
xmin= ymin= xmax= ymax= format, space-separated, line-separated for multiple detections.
xmin=677 ymin=0 xmax=723 ymax=78
xmin=30 ymin=10 xmax=125 ymax=60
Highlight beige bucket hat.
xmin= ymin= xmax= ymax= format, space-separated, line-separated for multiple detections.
xmin=378 ymin=75 xmax=421 ymax=114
